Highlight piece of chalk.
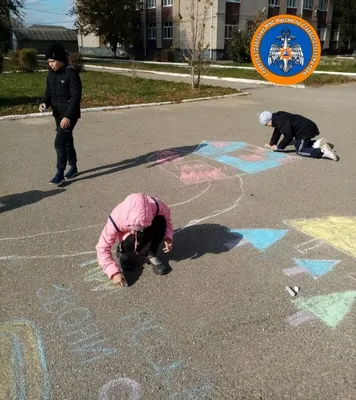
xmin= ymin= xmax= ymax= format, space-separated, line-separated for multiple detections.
xmin=294 ymin=286 xmax=300 ymax=293
xmin=285 ymin=286 xmax=296 ymax=297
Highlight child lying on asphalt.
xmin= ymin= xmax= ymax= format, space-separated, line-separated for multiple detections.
xmin=257 ymin=111 xmax=338 ymax=161
xmin=96 ymin=193 xmax=174 ymax=288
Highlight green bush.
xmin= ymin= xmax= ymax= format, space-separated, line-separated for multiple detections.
xmin=0 ymin=53 xmax=3 ymax=73
xmin=8 ymin=49 xmax=21 ymax=69
xmin=69 ymin=52 xmax=85 ymax=72
xmin=19 ymin=48 xmax=38 ymax=72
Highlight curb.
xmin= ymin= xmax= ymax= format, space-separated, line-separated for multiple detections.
xmin=0 ymin=92 xmax=249 ymax=121
xmin=81 ymin=57 xmax=356 ymax=77
xmin=84 ymin=64 xmax=306 ymax=89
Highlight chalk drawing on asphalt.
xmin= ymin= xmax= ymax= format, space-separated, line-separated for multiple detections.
xmin=194 ymin=141 xmax=300 ymax=175
xmin=285 ymin=216 xmax=356 ymax=258
xmin=294 ymin=238 xmax=325 ymax=254
xmin=229 ymin=228 xmax=289 ymax=251
xmin=0 ymin=319 xmax=51 ymax=400
xmin=36 ymin=283 xmax=118 ymax=364
xmin=284 ymin=258 xmax=341 ymax=279
xmin=118 ymin=310 xmax=213 ymax=399
xmin=287 ymin=291 xmax=356 ymax=329
xmin=98 ymin=377 xmax=141 ymax=400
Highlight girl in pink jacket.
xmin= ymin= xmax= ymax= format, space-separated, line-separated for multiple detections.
xmin=96 ymin=193 xmax=174 ymax=288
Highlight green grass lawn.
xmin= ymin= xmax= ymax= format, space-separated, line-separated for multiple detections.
xmin=87 ymin=61 xmax=356 ymax=87
xmin=0 ymin=71 xmax=240 ymax=116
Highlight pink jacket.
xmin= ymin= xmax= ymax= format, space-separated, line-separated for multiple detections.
xmin=96 ymin=193 xmax=174 ymax=279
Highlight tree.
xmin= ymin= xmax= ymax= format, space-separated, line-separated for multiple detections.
xmin=0 ymin=0 xmax=24 ymax=52
xmin=228 ymin=10 xmax=266 ymax=63
xmin=333 ymin=0 xmax=356 ymax=50
xmin=180 ymin=0 xmax=212 ymax=89
xmin=71 ymin=0 xmax=139 ymax=57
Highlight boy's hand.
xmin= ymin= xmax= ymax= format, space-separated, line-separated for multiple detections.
xmin=60 ymin=118 xmax=71 ymax=129
xmin=163 ymin=238 xmax=173 ymax=253
xmin=39 ymin=103 xmax=47 ymax=112
xmin=112 ymin=273 xmax=128 ymax=288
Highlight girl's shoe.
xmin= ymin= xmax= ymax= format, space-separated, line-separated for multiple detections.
xmin=146 ymin=252 xmax=169 ymax=275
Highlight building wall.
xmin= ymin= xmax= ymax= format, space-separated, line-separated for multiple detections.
xmin=13 ymin=39 xmax=79 ymax=54
xmin=140 ymin=0 xmax=337 ymax=59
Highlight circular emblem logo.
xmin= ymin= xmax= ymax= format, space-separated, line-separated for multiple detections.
xmin=251 ymin=15 xmax=321 ymax=85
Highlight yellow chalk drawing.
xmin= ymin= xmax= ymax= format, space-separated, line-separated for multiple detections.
xmin=84 ymin=265 xmax=117 ymax=291
xmin=0 ymin=319 xmax=51 ymax=400
xmin=286 ymin=216 xmax=356 ymax=258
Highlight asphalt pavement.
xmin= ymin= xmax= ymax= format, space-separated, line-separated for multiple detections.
xmin=1 ymin=82 xmax=356 ymax=400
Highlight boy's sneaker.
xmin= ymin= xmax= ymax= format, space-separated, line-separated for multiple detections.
xmin=146 ymin=252 xmax=169 ymax=275
xmin=321 ymin=143 xmax=338 ymax=161
xmin=49 ymin=171 xmax=64 ymax=186
xmin=312 ymin=137 xmax=327 ymax=149
xmin=65 ymin=166 xmax=78 ymax=180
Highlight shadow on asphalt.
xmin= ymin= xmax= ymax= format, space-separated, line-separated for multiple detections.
xmin=62 ymin=144 xmax=205 ymax=186
xmin=164 ymin=223 xmax=243 ymax=263
xmin=0 ymin=189 xmax=65 ymax=213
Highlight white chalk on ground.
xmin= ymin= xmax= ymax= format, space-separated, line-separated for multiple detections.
xmin=294 ymin=286 xmax=300 ymax=293
xmin=285 ymin=286 xmax=297 ymax=297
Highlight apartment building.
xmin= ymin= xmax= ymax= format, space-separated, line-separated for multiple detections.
xmin=140 ymin=0 xmax=339 ymax=60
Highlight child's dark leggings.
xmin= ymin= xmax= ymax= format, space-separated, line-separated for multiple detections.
xmin=55 ymin=117 xmax=78 ymax=171
xmin=119 ymin=215 xmax=166 ymax=256
xmin=294 ymin=138 xmax=322 ymax=158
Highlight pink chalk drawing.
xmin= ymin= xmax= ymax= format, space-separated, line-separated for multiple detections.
xmin=238 ymin=154 xmax=266 ymax=161
xmin=180 ymin=163 xmax=208 ymax=171
xmin=211 ymin=141 xmax=235 ymax=148
xmin=154 ymin=150 xmax=183 ymax=165
xmin=180 ymin=167 xmax=227 ymax=184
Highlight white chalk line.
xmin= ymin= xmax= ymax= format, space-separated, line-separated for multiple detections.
xmin=0 ymin=251 xmax=96 ymax=261
xmin=0 ymin=223 xmax=103 ymax=241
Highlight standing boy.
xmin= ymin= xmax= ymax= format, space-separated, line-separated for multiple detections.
xmin=257 ymin=111 xmax=338 ymax=161
xmin=39 ymin=43 xmax=82 ymax=185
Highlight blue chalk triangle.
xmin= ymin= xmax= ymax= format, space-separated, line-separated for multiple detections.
xmin=294 ymin=258 xmax=340 ymax=277
xmin=230 ymin=229 xmax=288 ymax=251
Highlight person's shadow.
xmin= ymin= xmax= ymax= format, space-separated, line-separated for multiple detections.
xmin=62 ymin=144 xmax=205 ymax=186
xmin=0 ymin=189 xmax=65 ymax=213
xmin=165 ymin=223 xmax=244 ymax=262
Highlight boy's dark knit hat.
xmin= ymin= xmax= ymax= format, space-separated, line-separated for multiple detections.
xmin=45 ymin=43 xmax=68 ymax=63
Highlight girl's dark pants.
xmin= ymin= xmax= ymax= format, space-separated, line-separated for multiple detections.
xmin=55 ymin=117 xmax=78 ymax=171
xmin=118 ymin=216 xmax=167 ymax=261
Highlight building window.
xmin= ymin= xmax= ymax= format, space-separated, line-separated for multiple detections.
xmin=287 ymin=0 xmax=297 ymax=8
xmin=148 ymin=24 xmax=156 ymax=40
xmin=226 ymin=0 xmax=241 ymax=3
xmin=269 ymin=0 xmax=279 ymax=6
xmin=331 ymin=27 xmax=339 ymax=41
xmin=163 ymin=22 xmax=173 ymax=39
xmin=225 ymin=24 xmax=238 ymax=39
xmin=304 ymin=0 xmax=313 ymax=9
xmin=147 ymin=0 xmax=156 ymax=9
xmin=163 ymin=0 xmax=172 ymax=6
xmin=317 ymin=28 xmax=326 ymax=41
xmin=318 ymin=0 xmax=327 ymax=10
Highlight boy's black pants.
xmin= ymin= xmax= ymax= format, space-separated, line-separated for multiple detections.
xmin=118 ymin=216 xmax=167 ymax=257
xmin=54 ymin=117 xmax=78 ymax=171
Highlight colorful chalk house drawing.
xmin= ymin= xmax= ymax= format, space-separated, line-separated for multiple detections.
xmin=147 ymin=141 xmax=301 ymax=186
xmin=0 ymin=319 xmax=51 ymax=400
xmin=194 ymin=141 xmax=300 ymax=175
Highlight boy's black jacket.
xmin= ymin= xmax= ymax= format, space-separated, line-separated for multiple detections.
xmin=270 ymin=111 xmax=319 ymax=149
xmin=42 ymin=65 xmax=82 ymax=120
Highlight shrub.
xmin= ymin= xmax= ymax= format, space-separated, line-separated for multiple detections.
xmin=8 ymin=49 xmax=21 ymax=70
xmin=19 ymin=48 xmax=38 ymax=72
xmin=69 ymin=52 xmax=85 ymax=72
xmin=0 ymin=53 xmax=3 ymax=73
